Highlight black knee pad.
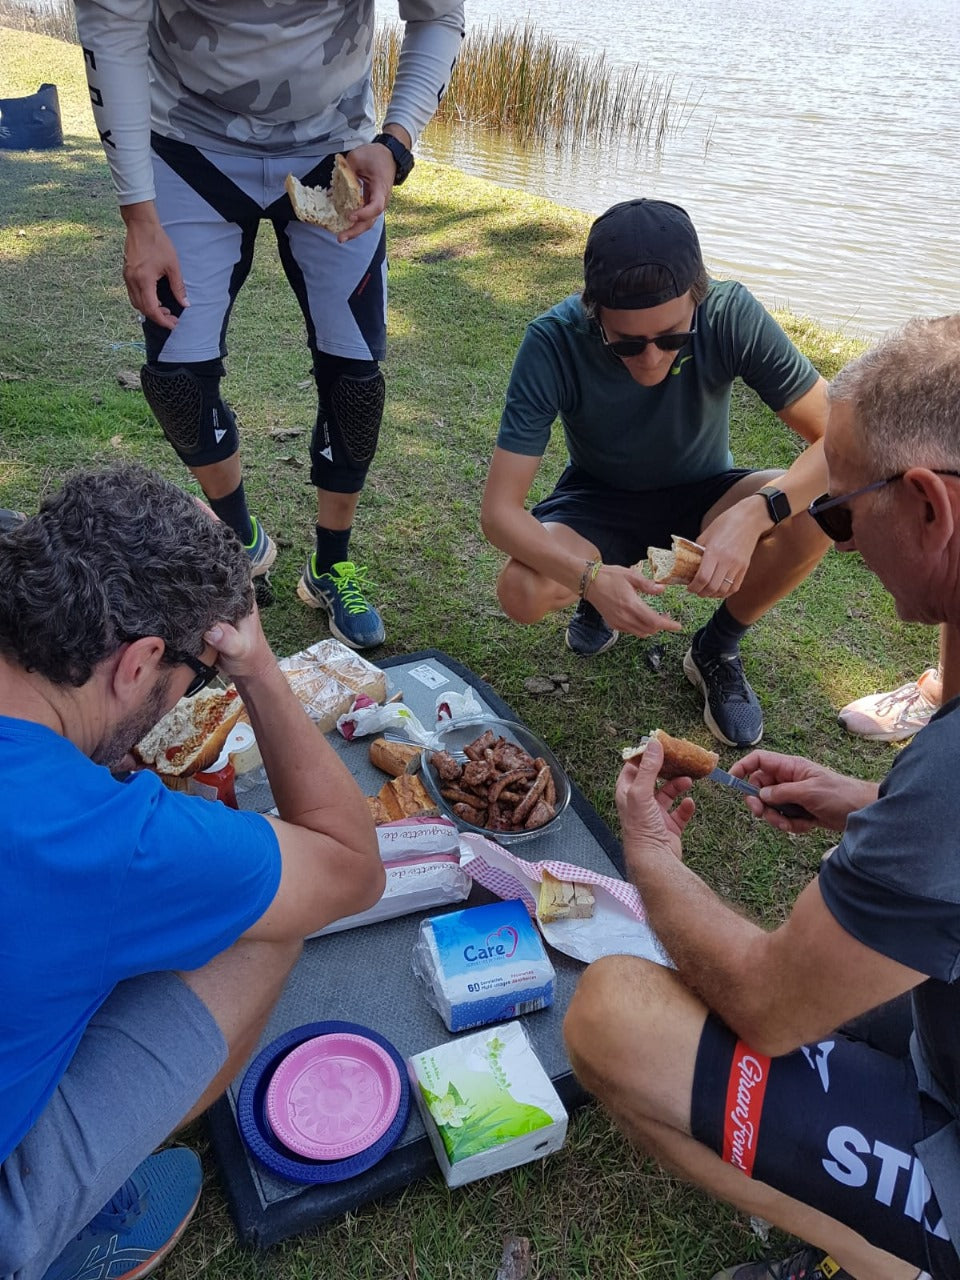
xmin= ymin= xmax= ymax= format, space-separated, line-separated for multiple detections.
xmin=309 ymin=358 xmax=384 ymax=492
xmin=140 ymin=360 xmax=239 ymax=466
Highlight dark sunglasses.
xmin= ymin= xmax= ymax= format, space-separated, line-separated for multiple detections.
xmin=808 ymin=470 xmax=960 ymax=543
xmin=163 ymin=646 xmax=220 ymax=698
xmin=600 ymin=312 xmax=698 ymax=359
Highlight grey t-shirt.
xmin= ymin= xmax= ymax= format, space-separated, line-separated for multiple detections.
xmin=496 ymin=281 xmax=819 ymax=491
xmin=819 ymin=695 xmax=960 ymax=1259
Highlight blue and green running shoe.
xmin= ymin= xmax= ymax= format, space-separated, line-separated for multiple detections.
xmin=296 ymin=557 xmax=386 ymax=649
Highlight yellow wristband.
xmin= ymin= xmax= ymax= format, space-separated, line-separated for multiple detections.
xmin=579 ymin=557 xmax=602 ymax=598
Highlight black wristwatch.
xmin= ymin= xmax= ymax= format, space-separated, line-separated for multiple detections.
xmin=373 ymin=132 xmax=414 ymax=185
xmin=757 ymin=485 xmax=791 ymax=525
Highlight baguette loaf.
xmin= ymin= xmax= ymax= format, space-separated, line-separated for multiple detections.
xmin=645 ymin=534 xmax=704 ymax=585
xmin=622 ymin=728 xmax=719 ymax=780
xmin=537 ymin=870 xmax=596 ymax=923
xmin=366 ymin=774 xmax=438 ymax=824
xmin=285 ymin=155 xmax=363 ymax=234
xmin=133 ymin=686 xmax=244 ymax=777
xmin=369 ymin=737 xmax=422 ymax=777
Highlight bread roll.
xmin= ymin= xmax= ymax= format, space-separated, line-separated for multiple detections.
xmin=133 ymin=686 xmax=245 ymax=777
xmin=369 ymin=737 xmax=422 ymax=777
xmin=621 ymin=728 xmax=719 ymax=780
xmin=285 ymin=155 xmax=363 ymax=234
xmin=645 ymin=534 xmax=704 ymax=585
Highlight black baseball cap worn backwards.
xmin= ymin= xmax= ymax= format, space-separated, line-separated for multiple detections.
xmin=584 ymin=198 xmax=703 ymax=309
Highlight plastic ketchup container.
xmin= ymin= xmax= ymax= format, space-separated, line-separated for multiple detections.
xmin=189 ymin=750 xmax=239 ymax=809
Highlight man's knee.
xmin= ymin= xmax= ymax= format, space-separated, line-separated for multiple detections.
xmin=565 ymin=957 xmax=704 ymax=1106
xmin=309 ymin=354 xmax=384 ymax=492
xmin=496 ymin=560 xmax=556 ymax=624
xmin=140 ymin=359 xmax=239 ymax=466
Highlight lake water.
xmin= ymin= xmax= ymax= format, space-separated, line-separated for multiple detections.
xmin=416 ymin=0 xmax=960 ymax=337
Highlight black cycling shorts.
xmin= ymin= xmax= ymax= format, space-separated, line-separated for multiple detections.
xmin=530 ymin=464 xmax=754 ymax=566
xmin=691 ymin=1002 xmax=959 ymax=1278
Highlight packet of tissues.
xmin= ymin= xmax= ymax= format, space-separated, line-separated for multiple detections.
xmin=408 ymin=1020 xmax=568 ymax=1187
xmin=413 ymin=899 xmax=555 ymax=1032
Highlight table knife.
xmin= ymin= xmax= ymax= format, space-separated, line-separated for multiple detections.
xmin=706 ymin=766 xmax=814 ymax=820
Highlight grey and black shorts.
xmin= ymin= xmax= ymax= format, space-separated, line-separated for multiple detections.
xmin=144 ymin=134 xmax=387 ymax=367
xmin=0 ymin=972 xmax=225 ymax=1280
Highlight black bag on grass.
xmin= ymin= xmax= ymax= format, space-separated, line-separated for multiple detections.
xmin=0 ymin=83 xmax=63 ymax=150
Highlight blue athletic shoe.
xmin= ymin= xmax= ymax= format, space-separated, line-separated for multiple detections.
xmin=244 ymin=517 xmax=277 ymax=578
xmin=683 ymin=627 xmax=763 ymax=748
xmin=42 ymin=1147 xmax=202 ymax=1280
xmin=565 ymin=599 xmax=619 ymax=656
xmin=296 ymin=556 xmax=386 ymax=649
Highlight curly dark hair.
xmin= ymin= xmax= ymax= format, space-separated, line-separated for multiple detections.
xmin=0 ymin=464 xmax=254 ymax=686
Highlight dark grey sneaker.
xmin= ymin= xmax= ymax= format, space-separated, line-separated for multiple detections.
xmin=683 ymin=627 xmax=763 ymax=747
xmin=710 ymin=1245 xmax=851 ymax=1280
xmin=565 ymin=600 xmax=619 ymax=656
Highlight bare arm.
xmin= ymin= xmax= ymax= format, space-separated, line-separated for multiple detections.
xmin=207 ymin=612 xmax=384 ymax=941
xmin=480 ymin=446 xmax=680 ymax=636
xmin=616 ymin=740 xmax=922 ymax=1055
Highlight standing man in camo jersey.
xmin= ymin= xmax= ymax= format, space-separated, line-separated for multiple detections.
xmin=74 ymin=0 xmax=464 ymax=649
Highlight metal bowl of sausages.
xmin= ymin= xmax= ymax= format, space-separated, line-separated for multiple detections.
xmin=420 ymin=718 xmax=571 ymax=843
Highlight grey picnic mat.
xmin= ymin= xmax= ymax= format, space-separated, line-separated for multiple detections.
xmin=208 ymin=649 xmax=626 ymax=1247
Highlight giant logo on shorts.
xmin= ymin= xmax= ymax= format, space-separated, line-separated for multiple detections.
xmin=722 ymin=1043 xmax=771 ymax=1176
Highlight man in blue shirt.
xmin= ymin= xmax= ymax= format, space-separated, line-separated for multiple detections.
xmin=481 ymin=199 xmax=831 ymax=747
xmin=0 ymin=465 xmax=383 ymax=1280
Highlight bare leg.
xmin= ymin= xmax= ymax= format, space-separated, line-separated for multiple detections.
xmin=174 ymin=937 xmax=303 ymax=1126
xmin=316 ymin=488 xmax=361 ymax=532
xmin=496 ymin=523 xmax=601 ymax=624
xmin=188 ymin=455 xmax=243 ymax=503
xmin=564 ymin=957 xmax=918 ymax=1280
xmin=701 ymin=471 xmax=831 ymax=626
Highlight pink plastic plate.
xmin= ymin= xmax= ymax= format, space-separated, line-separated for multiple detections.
xmin=264 ymin=1033 xmax=403 ymax=1160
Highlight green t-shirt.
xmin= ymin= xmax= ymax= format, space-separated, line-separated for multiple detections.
xmin=497 ymin=280 xmax=818 ymax=492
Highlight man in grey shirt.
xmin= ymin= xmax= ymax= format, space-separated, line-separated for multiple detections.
xmin=75 ymin=0 xmax=464 ymax=649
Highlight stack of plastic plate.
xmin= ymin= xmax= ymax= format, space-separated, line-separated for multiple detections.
xmin=237 ymin=1020 xmax=410 ymax=1184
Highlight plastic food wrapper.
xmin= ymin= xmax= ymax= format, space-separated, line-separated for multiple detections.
xmin=413 ymin=899 xmax=555 ymax=1032
xmin=308 ymin=817 xmax=470 ymax=938
xmin=434 ymin=689 xmax=484 ymax=724
xmin=408 ymin=1020 xmax=568 ymax=1188
xmin=280 ymin=639 xmax=385 ymax=733
xmin=337 ymin=687 xmax=485 ymax=747
xmin=457 ymin=833 xmax=673 ymax=968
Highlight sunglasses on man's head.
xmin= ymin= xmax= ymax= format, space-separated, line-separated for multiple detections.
xmin=163 ymin=646 xmax=220 ymax=698
xmin=808 ymin=470 xmax=960 ymax=543
xmin=600 ymin=315 xmax=698 ymax=359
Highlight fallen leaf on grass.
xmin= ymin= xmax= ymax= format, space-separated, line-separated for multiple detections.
xmin=269 ymin=427 xmax=305 ymax=440
xmin=116 ymin=370 xmax=140 ymax=390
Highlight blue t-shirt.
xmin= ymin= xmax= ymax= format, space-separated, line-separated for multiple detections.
xmin=0 ymin=716 xmax=281 ymax=1161
xmin=496 ymin=281 xmax=819 ymax=491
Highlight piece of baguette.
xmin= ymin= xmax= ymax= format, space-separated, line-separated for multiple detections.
xmin=621 ymin=728 xmax=719 ymax=780
xmin=285 ymin=155 xmax=363 ymax=234
xmin=133 ymin=686 xmax=244 ymax=778
xmin=645 ymin=534 xmax=704 ymax=585
xmin=368 ymin=774 xmax=439 ymax=824
xmin=369 ymin=737 xmax=422 ymax=777
xmin=537 ymin=870 xmax=596 ymax=923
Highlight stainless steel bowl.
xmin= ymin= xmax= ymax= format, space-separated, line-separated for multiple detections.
xmin=420 ymin=717 xmax=571 ymax=843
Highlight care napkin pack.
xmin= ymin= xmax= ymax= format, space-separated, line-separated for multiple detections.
xmin=408 ymin=1020 xmax=567 ymax=1187
xmin=413 ymin=899 xmax=555 ymax=1032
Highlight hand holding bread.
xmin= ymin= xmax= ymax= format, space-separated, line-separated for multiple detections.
xmin=285 ymin=155 xmax=363 ymax=234
xmin=622 ymin=729 xmax=719 ymax=780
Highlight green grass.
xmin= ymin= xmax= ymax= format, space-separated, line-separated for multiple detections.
xmin=0 ymin=26 xmax=941 ymax=1280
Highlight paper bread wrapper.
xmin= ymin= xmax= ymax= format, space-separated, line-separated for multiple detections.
xmin=279 ymin=638 xmax=386 ymax=732
xmin=457 ymin=833 xmax=672 ymax=968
